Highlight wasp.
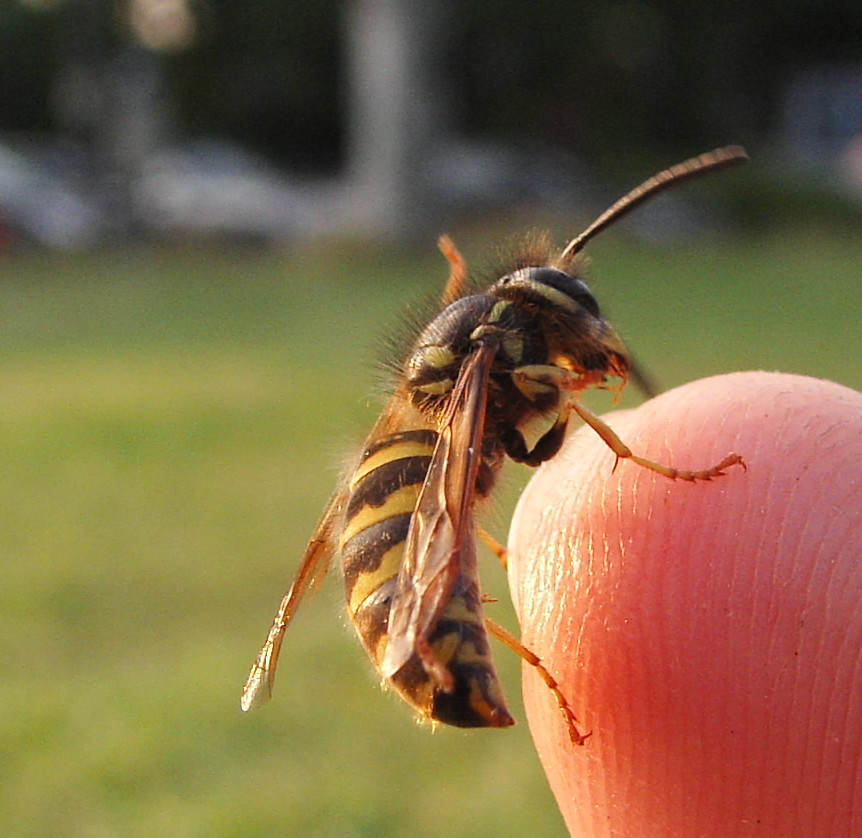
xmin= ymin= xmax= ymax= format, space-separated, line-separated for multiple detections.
xmin=241 ymin=146 xmax=748 ymax=744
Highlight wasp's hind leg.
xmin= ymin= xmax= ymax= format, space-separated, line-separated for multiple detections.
xmin=477 ymin=530 xmax=588 ymax=742
xmin=479 ymin=526 xmax=508 ymax=571
xmin=485 ymin=617 xmax=589 ymax=746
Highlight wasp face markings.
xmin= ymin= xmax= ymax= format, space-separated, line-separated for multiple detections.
xmin=241 ymin=146 xmax=748 ymax=742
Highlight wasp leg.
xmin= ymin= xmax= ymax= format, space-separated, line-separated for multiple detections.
xmin=513 ymin=365 xmax=746 ymax=481
xmin=437 ymin=234 xmax=469 ymax=306
xmin=568 ymin=398 xmax=746 ymax=481
xmin=484 ymin=617 xmax=589 ymax=746
xmin=478 ymin=525 xmax=508 ymax=571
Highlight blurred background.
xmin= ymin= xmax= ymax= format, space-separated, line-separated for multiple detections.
xmin=1 ymin=1 xmax=860 ymax=836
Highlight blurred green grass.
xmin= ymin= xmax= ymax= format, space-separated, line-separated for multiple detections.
xmin=0 ymin=231 xmax=858 ymax=838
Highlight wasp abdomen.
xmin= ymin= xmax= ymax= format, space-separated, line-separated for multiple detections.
xmin=339 ymin=428 xmax=512 ymax=728
xmin=425 ymin=584 xmax=513 ymax=728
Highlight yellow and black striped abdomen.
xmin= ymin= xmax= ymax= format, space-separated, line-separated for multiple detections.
xmin=340 ymin=429 xmax=434 ymax=664
xmin=339 ymin=429 xmax=512 ymax=728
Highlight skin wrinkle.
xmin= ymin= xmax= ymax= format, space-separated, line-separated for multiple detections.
xmin=537 ymin=527 xmax=569 ymax=665
xmin=835 ymin=593 xmax=862 ymax=832
xmin=815 ymin=544 xmax=854 ymax=826
xmin=509 ymin=496 xmax=542 ymax=628
xmin=807 ymin=398 xmax=862 ymax=833
xmin=676 ymin=420 xmax=744 ymax=812
xmin=618 ymin=402 xmax=738 ymax=778
xmin=797 ymin=440 xmax=835 ymax=813
xmin=788 ymin=409 xmax=858 ymax=823
xmin=519 ymin=438 xmax=599 ymax=773
xmin=728 ymin=393 xmax=791 ymax=807
xmin=754 ymin=394 xmax=843 ymax=830
xmin=582 ymin=422 xmax=644 ymax=770
xmin=564 ymin=520 xmax=596 ymax=736
xmin=758 ymin=395 xmax=805 ymax=806
xmin=814 ymin=467 xmax=862 ymax=830
xmin=537 ymin=499 xmax=571 ymax=640
xmin=602 ymin=427 xmax=683 ymax=811
xmin=633 ymin=485 xmax=675 ymax=769
xmin=665 ymin=403 xmax=749 ymax=812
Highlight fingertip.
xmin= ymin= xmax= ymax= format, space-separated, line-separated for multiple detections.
xmin=508 ymin=372 xmax=862 ymax=837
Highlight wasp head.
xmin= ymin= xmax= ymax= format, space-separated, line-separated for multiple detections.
xmin=490 ymin=264 xmax=630 ymax=386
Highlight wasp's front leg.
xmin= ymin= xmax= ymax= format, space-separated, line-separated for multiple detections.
xmin=512 ymin=365 xmax=745 ymax=481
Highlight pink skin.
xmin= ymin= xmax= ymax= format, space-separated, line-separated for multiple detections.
xmin=507 ymin=372 xmax=862 ymax=837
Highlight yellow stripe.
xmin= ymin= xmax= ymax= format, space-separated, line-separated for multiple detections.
xmin=430 ymin=631 xmax=460 ymax=667
xmin=530 ymin=282 xmax=579 ymax=312
xmin=340 ymin=483 xmax=420 ymax=545
xmin=431 ymin=596 xmax=490 ymax=668
xmin=447 ymin=638 xmax=491 ymax=667
xmin=485 ymin=299 xmax=510 ymax=323
xmin=506 ymin=277 xmax=579 ymax=312
xmin=348 ymin=542 xmax=405 ymax=615
xmin=351 ymin=439 xmax=435 ymax=486
xmin=417 ymin=379 xmax=453 ymax=396
xmin=502 ymin=334 xmax=523 ymax=362
xmin=440 ymin=594 xmax=484 ymax=626
xmin=413 ymin=344 xmax=455 ymax=370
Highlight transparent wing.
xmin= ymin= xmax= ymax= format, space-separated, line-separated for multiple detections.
xmin=240 ymin=487 xmax=345 ymax=711
xmin=380 ymin=342 xmax=497 ymax=681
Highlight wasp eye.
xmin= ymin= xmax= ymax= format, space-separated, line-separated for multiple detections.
xmin=566 ymin=284 xmax=601 ymax=318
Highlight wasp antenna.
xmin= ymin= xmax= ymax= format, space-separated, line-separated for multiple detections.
xmin=558 ymin=145 xmax=748 ymax=270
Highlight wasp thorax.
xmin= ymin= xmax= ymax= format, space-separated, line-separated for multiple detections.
xmin=405 ymin=296 xmax=495 ymax=405
xmin=405 ymin=291 xmax=554 ymax=411
xmin=405 ymin=343 xmax=458 ymax=400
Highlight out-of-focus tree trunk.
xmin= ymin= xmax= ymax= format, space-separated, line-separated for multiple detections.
xmin=343 ymin=0 xmax=450 ymax=238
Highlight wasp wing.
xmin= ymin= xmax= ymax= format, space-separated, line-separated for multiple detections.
xmin=380 ymin=341 xmax=498 ymax=682
xmin=241 ymin=487 xmax=345 ymax=711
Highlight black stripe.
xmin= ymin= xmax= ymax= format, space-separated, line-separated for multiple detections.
xmin=341 ymin=514 xmax=411 ymax=593
xmin=359 ymin=429 xmax=437 ymax=463
xmin=345 ymin=455 xmax=431 ymax=517
xmin=431 ymin=664 xmax=504 ymax=728
xmin=429 ymin=618 xmax=490 ymax=657
xmin=351 ymin=579 xmax=397 ymax=655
